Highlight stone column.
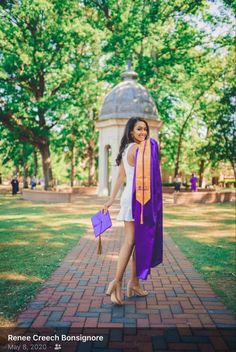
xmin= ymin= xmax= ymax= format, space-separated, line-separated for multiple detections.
xmin=98 ymin=133 xmax=108 ymax=196
xmin=111 ymin=143 xmax=119 ymax=197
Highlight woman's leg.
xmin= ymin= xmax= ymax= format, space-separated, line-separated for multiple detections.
xmin=114 ymin=222 xmax=140 ymax=285
xmin=130 ymin=248 xmax=139 ymax=285
xmin=114 ymin=221 xmax=135 ymax=282
xmin=106 ymin=221 xmax=135 ymax=304
xmin=128 ymin=240 xmax=148 ymax=297
xmin=115 ymin=222 xmax=143 ymax=286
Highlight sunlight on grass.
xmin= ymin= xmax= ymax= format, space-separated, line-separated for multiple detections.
xmin=47 ymin=242 xmax=65 ymax=248
xmin=202 ymin=265 xmax=230 ymax=272
xmin=0 ymin=317 xmax=16 ymax=328
xmin=0 ymin=240 xmax=30 ymax=247
xmin=0 ymin=194 xmax=93 ymax=326
xmin=169 ymin=229 xmax=235 ymax=243
xmin=0 ymin=272 xmax=43 ymax=283
xmin=165 ymin=202 xmax=236 ymax=313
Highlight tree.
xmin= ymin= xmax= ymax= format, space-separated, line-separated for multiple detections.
xmin=0 ymin=0 xmax=100 ymax=189
xmin=0 ymin=125 xmax=34 ymax=187
xmin=54 ymin=64 xmax=102 ymax=186
xmin=203 ymin=85 xmax=236 ymax=178
xmin=1 ymin=0 xmax=234 ymax=186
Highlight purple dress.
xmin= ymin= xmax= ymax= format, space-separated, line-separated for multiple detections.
xmin=132 ymin=138 xmax=163 ymax=280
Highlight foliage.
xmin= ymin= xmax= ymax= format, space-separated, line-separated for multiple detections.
xmin=84 ymin=0 xmax=235 ymax=179
xmin=0 ymin=0 xmax=235 ymax=184
xmin=0 ymin=125 xmax=35 ymax=179
xmin=204 ymin=85 xmax=235 ymax=176
xmin=0 ymin=0 xmax=102 ymax=187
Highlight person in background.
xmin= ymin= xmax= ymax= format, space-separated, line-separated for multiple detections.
xmin=39 ymin=176 xmax=45 ymax=188
xmin=11 ymin=176 xmax=19 ymax=195
xmin=190 ymin=173 xmax=197 ymax=192
xmin=31 ymin=176 xmax=37 ymax=189
xmin=174 ymin=174 xmax=181 ymax=192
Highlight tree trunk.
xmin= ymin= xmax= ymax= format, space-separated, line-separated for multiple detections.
xmin=229 ymin=159 xmax=236 ymax=180
xmin=15 ymin=165 xmax=20 ymax=176
xmin=39 ymin=142 xmax=53 ymax=190
xmin=23 ymin=163 xmax=29 ymax=188
xmin=33 ymin=149 xmax=38 ymax=177
xmin=70 ymin=142 xmax=75 ymax=187
xmin=173 ymin=86 xmax=217 ymax=178
xmin=198 ymin=159 xmax=205 ymax=188
xmin=174 ymin=134 xmax=183 ymax=177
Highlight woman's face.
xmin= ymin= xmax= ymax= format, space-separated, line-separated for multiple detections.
xmin=131 ymin=121 xmax=148 ymax=143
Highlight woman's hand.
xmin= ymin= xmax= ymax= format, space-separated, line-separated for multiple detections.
xmin=102 ymin=198 xmax=114 ymax=214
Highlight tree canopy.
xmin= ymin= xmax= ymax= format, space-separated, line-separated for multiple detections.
xmin=0 ymin=0 xmax=235 ymax=188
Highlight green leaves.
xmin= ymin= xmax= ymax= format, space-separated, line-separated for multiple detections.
xmin=0 ymin=0 xmax=102 ymax=185
xmin=0 ymin=0 xmax=234 ymax=184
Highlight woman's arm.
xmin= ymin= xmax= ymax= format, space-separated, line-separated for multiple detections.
xmin=102 ymin=160 xmax=126 ymax=213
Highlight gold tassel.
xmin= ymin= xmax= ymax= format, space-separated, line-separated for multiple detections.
xmin=98 ymin=236 xmax=102 ymax=255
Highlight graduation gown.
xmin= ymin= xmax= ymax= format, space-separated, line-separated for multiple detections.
xmin=132 ymin=138 xmax=163 ymax=280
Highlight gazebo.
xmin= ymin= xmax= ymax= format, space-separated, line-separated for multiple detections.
xmin=96 ymin=65 xmax=162 ymax=196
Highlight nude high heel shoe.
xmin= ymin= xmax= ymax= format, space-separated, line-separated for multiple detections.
xmin=126 ymin=280 xmax=148 ymax=298
xmin=106 ymin=279 xmax=123 ymax=305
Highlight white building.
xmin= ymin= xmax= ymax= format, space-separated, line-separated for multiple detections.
xmin=96 ymin=67 xmax=162 ymax=196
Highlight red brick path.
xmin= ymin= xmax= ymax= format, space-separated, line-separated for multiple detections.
xmin=15 ymin=195 xmax=235 ymax=351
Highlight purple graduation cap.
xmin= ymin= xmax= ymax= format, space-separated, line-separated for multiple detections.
xmin=91 ymin=210 xmax=112 ymax=254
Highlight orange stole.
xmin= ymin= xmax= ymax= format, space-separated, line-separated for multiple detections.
xmin=135 ymin=139 xmax=151 ymax=224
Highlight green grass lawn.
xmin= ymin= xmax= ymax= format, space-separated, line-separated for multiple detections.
xmin=0 ymin=194 xmax=94 ymax=327
xmin=164 ymin=201 xmax=236 ymax=313
xmin=0 ymin=194 xmax=235 ymax=327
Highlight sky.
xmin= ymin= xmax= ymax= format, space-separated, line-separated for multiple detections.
xmin=196 ymin=0 xmax=235 ymax=37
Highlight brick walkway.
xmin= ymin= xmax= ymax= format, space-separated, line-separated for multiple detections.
xmin=15 ymin=195 xmax=236 ymax=351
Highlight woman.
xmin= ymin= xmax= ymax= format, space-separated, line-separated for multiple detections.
xmin=102 ymin=117 xmax=163 ymax=305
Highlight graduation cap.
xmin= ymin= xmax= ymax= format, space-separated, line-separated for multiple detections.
xmin=91 ymin=210 xmax=112 ymax=254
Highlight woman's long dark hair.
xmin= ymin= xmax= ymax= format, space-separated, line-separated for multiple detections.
xmin=116 ymin=117 xmax=149 ymax=166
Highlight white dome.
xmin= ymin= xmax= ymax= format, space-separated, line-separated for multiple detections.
xmin=100 ymin=70 xmax=158 ymax=120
